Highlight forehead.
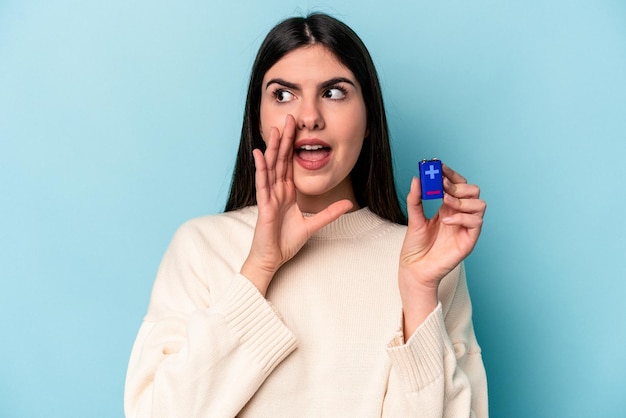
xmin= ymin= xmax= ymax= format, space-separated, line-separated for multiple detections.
xmin=263 ymin=44 xmax=355 ymax=82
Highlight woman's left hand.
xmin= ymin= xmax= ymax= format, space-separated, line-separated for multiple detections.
xmin=398 ymin=164 xmax=486 ymax=338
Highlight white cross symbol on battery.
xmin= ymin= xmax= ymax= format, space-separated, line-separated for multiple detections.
xmin=425 ymin=165 xmax=439 ymax=179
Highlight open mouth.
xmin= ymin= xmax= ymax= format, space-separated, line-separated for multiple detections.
xmin=295 ymin=144 xmax=331 ymax=162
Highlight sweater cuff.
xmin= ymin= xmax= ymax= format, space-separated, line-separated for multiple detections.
xmin=386 ymin=303 xmax=447 ymax=391
xmin=214 ymin=273 xmax=298 ymax=375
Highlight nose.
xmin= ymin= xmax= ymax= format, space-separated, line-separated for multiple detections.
xmin=296 ymin=98 xmax=325 ymax=131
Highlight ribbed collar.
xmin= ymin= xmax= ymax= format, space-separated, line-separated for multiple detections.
xmin=235 ymin=206 xmax=392 ymax=240
xmin=307 ymin=207 xmax=390 ymax=240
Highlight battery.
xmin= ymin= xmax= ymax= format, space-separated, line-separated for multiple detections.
xmin=418 ymin=159 xmax=444 ymax=200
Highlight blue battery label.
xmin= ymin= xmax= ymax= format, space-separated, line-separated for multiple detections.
xmin=419 ymin=160 xmax=444 ymax=200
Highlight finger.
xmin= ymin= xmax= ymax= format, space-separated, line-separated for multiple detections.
xmin=253 ymin=149 xmax=270 ymax=205
xmin=441 ymin=212 xmax=484 ymax=229
xmin=305 ymin=199 xmax=353 ymax=235
xmin=443 ymin=194 xmax=487 ymax=215
xmin=263 ymin=126 xmax=281 ymax=185
xmin=406 ymin=177 xmax=427 ymax=229
xmin=275 ymin=115 xmax=295 ymax=182
xmin=443 ymin=179 xmax=481 ymax=199
xmin=442 ymin=164 xmax=468 ymax=184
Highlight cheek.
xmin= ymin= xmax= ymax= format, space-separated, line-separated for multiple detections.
xmin=348 ymin=99 xmax=368 ymax=135
xmin=345 ymin=109 xmax=368 ymax=145
xmin=259 ymin=105 xmax=269 ymax=143
xmin=259 ymin=100 xmax=284 ymax=143
xmin=348 ymin=111 xmax=367 ymax=160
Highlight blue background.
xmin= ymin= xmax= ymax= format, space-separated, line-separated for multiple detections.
xmin=1 ymin=0 xmax=625 ymax=416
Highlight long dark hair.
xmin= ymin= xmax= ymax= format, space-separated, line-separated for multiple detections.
xmin=225 ymin=13 xmax=407 ymax=225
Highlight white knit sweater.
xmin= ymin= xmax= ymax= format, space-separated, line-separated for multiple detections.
xmin=124 ymin=206 xmax=488 ymax=417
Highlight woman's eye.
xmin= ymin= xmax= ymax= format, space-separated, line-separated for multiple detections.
xmin=274 ymin=89 xmax=295 ymax=103
xmin=323 ymin=87 xmax=346 ymax=100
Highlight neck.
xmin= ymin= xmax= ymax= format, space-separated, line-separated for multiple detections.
xmin=296 ymin=190 xmax=360 ymax=214
xmin=295 ymin=175 xmax=361 ymax=213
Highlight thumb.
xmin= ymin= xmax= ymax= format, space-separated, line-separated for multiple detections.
xmin=407 ymin=177 xmax=427 ymax=229
xmin=305 ymin=199 xmax=354 ymax=235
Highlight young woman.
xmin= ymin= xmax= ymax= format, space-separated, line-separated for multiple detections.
xmin=125 ymin=13 xmax=488 ymax=417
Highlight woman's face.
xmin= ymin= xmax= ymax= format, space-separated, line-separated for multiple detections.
xmin=259 ymin=44 xmax=368 ymax=213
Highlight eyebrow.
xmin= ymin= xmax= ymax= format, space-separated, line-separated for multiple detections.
xmin=265 ymin=77 xmax=356 ymax=90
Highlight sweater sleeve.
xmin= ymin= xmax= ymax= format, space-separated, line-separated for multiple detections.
xmin=124 ymin=221 xmax=298 ymax=418
xmin=383 ymin=264 xmax=488 ymax=417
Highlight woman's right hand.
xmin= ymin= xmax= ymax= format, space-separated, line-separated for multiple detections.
xmin=240 ymin=115 xmax=352 ymax=296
